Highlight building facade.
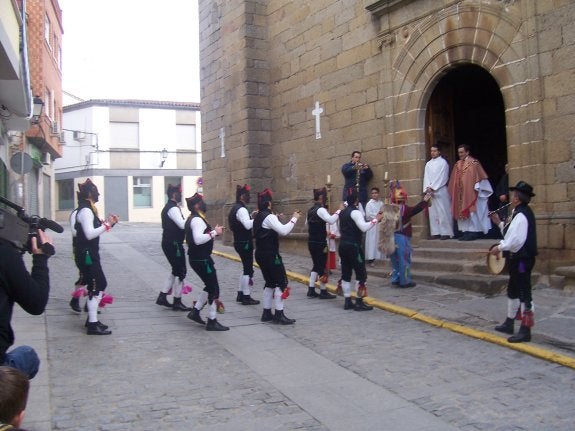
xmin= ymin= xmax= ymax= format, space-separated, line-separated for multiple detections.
xmin=54 ymin=99 xmax=202 ymax=223
xmin=198 ymin=0 xmax=575 ymax=273
xmin=1 ymin=0 xmax=63 ymax=218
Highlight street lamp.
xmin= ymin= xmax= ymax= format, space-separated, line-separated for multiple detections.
xmin=160 ymin=148 xmax=168 ymax=167
xmin=31 ymin=96 xmax=44 ymax=124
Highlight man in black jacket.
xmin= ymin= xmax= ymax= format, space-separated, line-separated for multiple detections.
xmin=156 ymin=184 xmax=191 ymax=311
xmin=0 ymin=230 xmax=52 ymax=379
xmin=489 ymin=181 xmax=538 ymax=343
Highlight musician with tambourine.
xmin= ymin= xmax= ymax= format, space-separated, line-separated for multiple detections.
xmin=488 ymin=181 xmax=538 ymax=343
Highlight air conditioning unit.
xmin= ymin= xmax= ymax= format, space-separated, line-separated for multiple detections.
xmin=50 ymin=121 xmax=59 ymax=135
xmin=42 ymin=152 xmax=51 ymax=165
xmin=73 ymin=131 xmax=85 ymax=141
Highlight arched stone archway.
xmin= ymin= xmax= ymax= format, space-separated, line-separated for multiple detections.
xmin=385 ymin=2 xmax=545 ymax=189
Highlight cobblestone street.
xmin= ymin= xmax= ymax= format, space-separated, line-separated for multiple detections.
xmin=14 ymin=223 xmax=575 ymax=430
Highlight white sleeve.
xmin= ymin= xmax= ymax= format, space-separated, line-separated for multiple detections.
xmin=498 ymin=213 xmax=528 ymax=253
xmin=262 ymin=214 xmax=297 ymax=236
xmin=317 ymin=207 xmax=339 ymax=225
xmin=77 ymin=208 xmax=106 ymax=240
xmin=351 ymin=209 xmax=377 ymax=233
xmin=69 ymin=210 xmax=77 ymax=237
xmin=167 ymin=206 xmax=186 ymax=230
xmin=191 ymin=216 xmax=215 ymax=245
xmin=236 ymin=207 xmax=254 ymax=230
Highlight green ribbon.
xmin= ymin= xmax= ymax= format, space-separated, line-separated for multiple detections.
xmin=84 ymin=250 xmax=92 ymax=266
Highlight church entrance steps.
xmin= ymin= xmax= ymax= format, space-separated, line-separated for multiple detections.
xmin=367 ymin=238 xmax=509 ymax=296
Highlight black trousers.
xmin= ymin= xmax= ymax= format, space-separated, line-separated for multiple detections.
xmin=308 ymin=241 xmax=327 ymax=276
xmin=338 ymin=240 xmax=367 ymax=284
xmin=189 ymin=256 xmax=220 ymax=303
xmin=507 ymin=257 xmax=535 ymax=308
xmin=76 ymin=246 xmax=107 ymax=295
xmin=255 ymin=249 xmax=288 ymax=290
xmin=162 ymin=239 xmax=187 ymax=281
xmin=234 ymin=240 xmax=254 ymax=278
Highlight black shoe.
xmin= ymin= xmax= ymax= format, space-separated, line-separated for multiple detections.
xmin=344 ymin=297 xmax=355 ymax=310
xmin=354 ymin=298 xmax=373 ymax=311
xmin=273 ymin=309 xmax=295 ymax=325
xmin=391 ymin=281 xmax=400 ymax=286
xmin=86 ymin=321 xmax=112 ymax=335
xmin=206 ymin=318 xmax=229 ymax=331
xmin=307 ymin=287 xmax=319 ymax=298
xmin=261 ymin=309 xmax=274 ymax=322
xmin=172 ymin=297 xmax=192 ymax=312
xmin=430 ymin=235 xmax=441 ymax=240
xmin=236 ymin=291 xmax=244 ymax=303
xmin=318 ymin=290 xmax=336 ymax=299
xmin=398 ymin=282 xmax=416 ymax=288
xmin=508 ymin=327 xmax=531 ymax=343
xmin=156 ymin=292 xmax=172 ymax=308
xmin=241 ymin=295 xmax=260 ymax=305
xmin=84 ymin=318 xmax=109 ymax=330
xmin=440 ymin=235 xmax=450 ymax=240
xmin=69 ymin=297 xmax=81 ymax=313
xmin=187 ymin=308 xmax=205 ymax=325
xmin=495 ymin=318 xmax=514 ymax=335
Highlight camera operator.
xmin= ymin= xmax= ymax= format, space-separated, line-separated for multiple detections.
xmin=0 ymin=229 xmax=53 ymax=379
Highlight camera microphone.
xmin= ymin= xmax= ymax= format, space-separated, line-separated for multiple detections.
xmin=39 ymin=217 xmax=64 ymax=233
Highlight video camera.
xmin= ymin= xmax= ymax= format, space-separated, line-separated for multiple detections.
xmin=0 ymin=195 xmax=63 ymax=255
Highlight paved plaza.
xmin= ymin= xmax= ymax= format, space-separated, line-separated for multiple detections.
xmin=12 ymin=223 xmax=575 ymax=430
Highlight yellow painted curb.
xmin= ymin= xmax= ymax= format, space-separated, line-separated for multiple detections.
xmin=213 ymin=249 xmax=575 ymax=370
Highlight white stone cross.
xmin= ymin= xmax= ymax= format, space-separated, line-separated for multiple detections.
xmin=219 ymin=127 xmax=225 ymax=158
xmin=312 ymin=101 xmax=323 ymax=139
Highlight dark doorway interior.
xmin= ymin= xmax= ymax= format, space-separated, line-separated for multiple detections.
xmin=426 ymin=64 xmax=507 ymax=205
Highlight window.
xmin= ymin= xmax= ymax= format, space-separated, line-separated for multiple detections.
xmin=58 ymin=179 xmax=75 ymax=210
xmin=44 ymin=88 xmax=51 ymax=119
xmin=44 ymin=15 xmax=51 ymax=48
xmin=110 ymin=122 xmax=139 ymax=148
xmin=176 ymin=124 xmax=196 ymax=151
xmin=133 ymin=177 xmax=152 ymax=207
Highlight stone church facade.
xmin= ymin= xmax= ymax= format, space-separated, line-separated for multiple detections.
xmin=198 ymin=0 xmax=575 ymax=273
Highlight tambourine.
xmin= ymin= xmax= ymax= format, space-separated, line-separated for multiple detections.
xmin=487 ymin=244 xmax=508 ymax=275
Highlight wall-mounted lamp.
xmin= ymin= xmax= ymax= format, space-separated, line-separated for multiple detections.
xmin=31 ymin=96 xmax=44 ymax=124
xmin=160 ymin=148 xmax=168 ymax=167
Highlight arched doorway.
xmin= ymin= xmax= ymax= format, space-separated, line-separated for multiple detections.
xmin=425 ymin=65 xmax=507 ymax=195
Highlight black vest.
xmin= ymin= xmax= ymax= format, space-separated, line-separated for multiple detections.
xmin=254 ymin=209 xmax=279 ymax=253
xmin=307 ymin=203 xmax=326 ymax=243
xmin=505 ymin=203 xmax=538 ymax=259
xmin=185 ymin=213 xmax=213 ymax=260
xmin=74 ymin=200 xmax=100 ymax=249
xmin=339 ymin=205 xmax=362 ymax=244
xmin=161 ymin=200 xmax=185 ymax=243
xmin=228 ymin=202 xmax=252 ymax=242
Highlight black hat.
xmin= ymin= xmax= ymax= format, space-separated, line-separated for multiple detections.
xmin=185 ymin=193 xmax=204 ymax=211
xmin=509 ymin=181 xmax=535 ymax=197
xmin=78 ymin=178 xmax=98 ymax=199
xmin=313 ymin=187 xmax=327 ymax=201
xmin=257 ymin=188 xmax=273 ymax=209
xmin=167 ymin=183 xmax=181 ymax=196
xmin=236 ymin=184 xmax=251 ymax=201
xmin=344 ymin=187 xmax=358 ymax=205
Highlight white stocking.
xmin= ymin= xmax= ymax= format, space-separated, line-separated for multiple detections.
xmin=162 ymin=274 xmax=175 ymax=294
xmin=172 ymin=278 xmax=183 ymax=298
xmin=208 ymin=301 xmax=217 ymax=320
xmin=507 ymin=298 xmax=520 ymax=319
xmin=262 ymin=287 xmax=273 ymax=309
xmin=87 ymin=292 xmax=102 ymax=323
xmin=241 ymin=275 xmax=251 ymax=295
xmin=195 ymin=291 xmax=208 ymax=310
xmin=274 ymin=287 xmax=284 ymax=311
xmin=309 ymin=271 xmax=317 ymax=288
xmin=342 ymin=281 xmax=351 ymax=298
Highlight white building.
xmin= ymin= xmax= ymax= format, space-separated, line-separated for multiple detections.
xmin=54 ymin=99 xmax=201 ymax=222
